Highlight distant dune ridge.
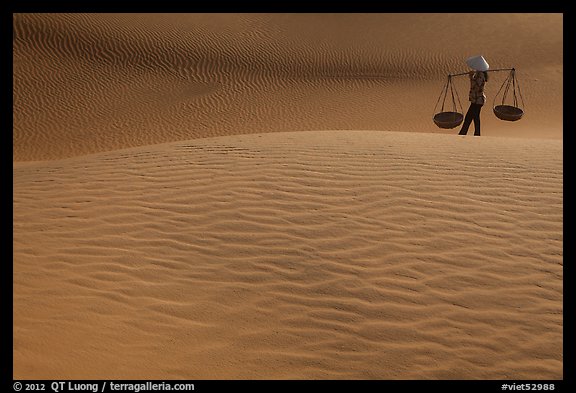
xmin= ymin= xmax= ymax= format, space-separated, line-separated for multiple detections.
xmin=13 ymin=13 xmax=561 ymax=161
xmin=13 ymin=13 xmax=562 ymax=379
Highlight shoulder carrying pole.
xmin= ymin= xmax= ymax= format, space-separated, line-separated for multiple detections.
xmin=448 ymin=68 xmax=514 ymax=77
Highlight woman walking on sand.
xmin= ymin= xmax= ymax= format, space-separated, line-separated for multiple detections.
xmin=459 ymin=55 xmax=489 ymax=136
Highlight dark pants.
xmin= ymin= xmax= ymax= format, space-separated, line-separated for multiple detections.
xmin=459 ymin=103 xmax=483 ymax=136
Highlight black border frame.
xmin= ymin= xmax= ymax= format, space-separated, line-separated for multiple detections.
xmin=7 ymin=2 xmax=572 ymax=391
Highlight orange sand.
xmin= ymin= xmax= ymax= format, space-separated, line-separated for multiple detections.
xmin=13 ymin=13 xmax=562 ymax=379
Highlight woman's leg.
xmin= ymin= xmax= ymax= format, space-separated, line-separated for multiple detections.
xmin=473 ymin=104 xmax=482 ymax=136
xmin=459 ymin=103 xmax=475 ymax=135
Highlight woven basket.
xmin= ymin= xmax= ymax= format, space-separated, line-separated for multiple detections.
xmin=493 ymin=105 xmax=523 ymax=121
xmin=433 ymin=111 xmax=464 ymax=129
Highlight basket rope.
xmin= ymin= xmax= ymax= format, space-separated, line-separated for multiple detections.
xmin=433 ymin=74 xmax=463 ymax=116
xmin=493 ymin=68 xmax=525 ymax=111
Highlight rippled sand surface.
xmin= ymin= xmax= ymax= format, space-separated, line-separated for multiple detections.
xmin=13 ymin=14 xmax=562 ymax=379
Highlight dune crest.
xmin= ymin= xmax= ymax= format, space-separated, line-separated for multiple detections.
xmin=14 ymin=131 xmax=562 ymax=379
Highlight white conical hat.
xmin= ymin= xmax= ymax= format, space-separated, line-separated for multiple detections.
xmin=466 ymin=55 xmax=490 ymax=71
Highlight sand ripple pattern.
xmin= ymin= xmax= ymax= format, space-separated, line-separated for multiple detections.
xmin=13 ymin=13 xmax=563 ymax=161
xmin=13 ymin=131 xmax=562 ymax=379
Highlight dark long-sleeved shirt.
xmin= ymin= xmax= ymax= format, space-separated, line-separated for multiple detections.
xmin=469 ymin=72 xmax=487 ymax=105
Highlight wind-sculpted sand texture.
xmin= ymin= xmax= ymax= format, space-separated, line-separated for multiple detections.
xmin=14 ymin=131 xmax=562 ymax=379
xmin=13 ymin=13 xmax=562 ymax=162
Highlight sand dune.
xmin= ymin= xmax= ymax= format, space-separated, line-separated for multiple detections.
xmin=13 ymin=13 xmax=562 ymax=161
xmin=13 ymin=13 xmax=562 ymax=380
xmin=14 ymin=131 xmax=562 ymax=379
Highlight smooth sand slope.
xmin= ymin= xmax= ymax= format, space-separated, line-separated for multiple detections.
xmin=13 ymin=13 xmax=562 ymax=162
xmin=14 ymin=131 xmax=562 ymax=379
xmin=13 ymin=13 xmax=562 ymax=379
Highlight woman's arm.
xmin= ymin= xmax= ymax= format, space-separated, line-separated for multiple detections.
xmin=470 ymin=71 xmax=485 ymax=86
